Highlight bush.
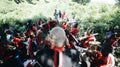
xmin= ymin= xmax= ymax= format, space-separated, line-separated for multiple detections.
xmin=115 ymin=48 xmax=120 ymax=58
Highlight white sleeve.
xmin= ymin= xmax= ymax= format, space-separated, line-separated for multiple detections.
xmin=108 ymin=53 xmax=115 ymax=67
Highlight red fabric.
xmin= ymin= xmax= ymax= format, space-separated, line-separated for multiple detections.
xmin=62 ymin=14 xmax=65 ymax=19
xmin=38 ymin=20 xmax=43 ymax=25
xmin=28 ymin=38 xmax=34 ymax=60
xmin=0 ymin=45 xmax=6 ymax=58
xmin=13 ymin=37 xmax=22 ymax=47
xmin=94 ymin=56 xmax=107 ymax=67
xmin=69 ymin=41 xmax=75 ymax=48
xmin=95 ymin=51 xmax=102 ymax=59
xmin=93 ymin=51 xmax=102 ymax=61
xmin=99 ymin=57 xmax=108 ymax=67
xmin=112 ymin=37 xmax=120 ymax=47
xmin=66 ymin=45 xmax=71 ymax=49
xmin=44 ymin=40 xmax=49 ymax=46
xmin=48 ymin=20 xmax=56 ymax=29
xmin=83 ymin=36 xmax=95 ymax=48
xmin=42 ymin=23 xmax=50 ymax=31
xmin=51 ymin=46 xmax=65 ymax=67
xmin=36 ymin=32 xmax=42 ymax=46
xmin=70 ymin=28 xmax=79 ymax=36
xmin=32 ymin=26 xmax=37 ymax=31
xmin=0 ymin=45 xmax=14 ymax=60
xmin=25 ymin=30 xmax=33 ymax=37
xmin=95 ymin=54 xmax=114 ymax=67
xmin=5 ymin=55 xmax=13 ymax=60
xmin=27 ymin=62 xmax=32 ymax=67
xmin=62 ymin=23 xmax=67 ymax=30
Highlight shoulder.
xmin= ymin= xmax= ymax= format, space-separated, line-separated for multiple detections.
xmin=64 ymin=49 xmax=79 ymax=61
xmin=108 ymin=53 xmax=115 ymax=61
xmin=35 ymin=48 xmax=54 ymax=67
xmin=36 ymin=48 xmax=54 ymax=56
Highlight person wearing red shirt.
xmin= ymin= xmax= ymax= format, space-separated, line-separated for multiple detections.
xmin=92 ymin=44 xmax=115 ymax=67
xmin=79 ymin=29 xmax=96 ymax=48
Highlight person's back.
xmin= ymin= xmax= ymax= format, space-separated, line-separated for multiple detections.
xmin=96 ymin=44 xmax=115 ymax=67
xmin=99 ymin=53 xmax=115 ymax=67
xmin=36 ymin=47 xmax=79 ymax=67
xmin=35 ymin=27 xmax=80 ymax=67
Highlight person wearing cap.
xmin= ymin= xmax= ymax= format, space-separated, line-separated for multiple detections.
xmin=36 ymin=27 xmax=80 ymax=67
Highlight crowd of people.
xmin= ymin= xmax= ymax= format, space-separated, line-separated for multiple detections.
xmin=0 ymin=10 xmax=120 ymax=67
xmin=53 ymin=9 xmax=76 ymax=23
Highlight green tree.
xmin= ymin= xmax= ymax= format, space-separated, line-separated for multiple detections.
xmin=72 ymin=0 xmax=91 ymax=5
xmin=116 ymin=0 xmax=120 ymax=5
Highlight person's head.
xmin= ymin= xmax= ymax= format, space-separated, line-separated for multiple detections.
xmin=63 ymin=12 xmax=65 ymax=14
xmin=59 ymin=10 xmax=61 ymax=13
xmin=28 ymin=19 xmax=32 ymax=23
xmin=73 ymin=16 xmax=75 ymax=19
xmin=71 ymin=23 xmax=78 ymax=28
xmin=33 ymin=23 xmax=36 ymax=26
xmin=48 ymin=27 xmax=66 ymax=48
xmin=49 ymin=17 xmax=52 ymax=20
xmin=55 ymin=9 xmax=57 ymax=12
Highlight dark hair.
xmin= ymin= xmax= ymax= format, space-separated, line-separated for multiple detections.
xmin=101 ymin=43 xmax=113 ymax=57
xmin=71 ymin=23 xmax=78 ymax=28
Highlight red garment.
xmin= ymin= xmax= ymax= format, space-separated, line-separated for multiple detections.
xmin=99 ymin=54 xmax=115 ymax=67
xmin=32 ymin=26 xmax=37 ymax=32
xmin=70 ymin=28 xmax=79 ymax=36
xmin=38 ymin=20 xmax=43 ymax=25
xmin=48 ymin=20 xmax=57 ymax=29
xmin=28 ymin=38 xmax=34 ymax=60
xmin=93 ymin=51 xmax=102 ymax=61
xmin=13 ymin=37 xmax=22 ymax=47
xmin=62 ymin=14 xmax=65 ymax=20
xmin=42 ymin=23 xmax=50 ymax=31
xmin=62 ymin=23 xmax=67 ymax=30
xmin=112 ymin=37 xmax=120 ymax=47
xmin=51 ymin=46 xmax=65 ymax=67
xmin=94 ymin=53 xmax=115 ymax=67
xmin=25 ymin=30 xmax=33 ymax=37
xmin=44 ymin=40 xmax=50 ymax=46
xmin=66 ymin=44 xmax=71 ymax=49
xmin=0 ymin=45 xmax=6 ymax=58
xmin=26 ymin=62 xmax=32 ymax=67
xmin=36 ymin=31 xmax=42 ymax=46
xmin=83 ymin=36 xmax=95 ymax=48
xmin=69 ymin=41 xmax=75 ymax=48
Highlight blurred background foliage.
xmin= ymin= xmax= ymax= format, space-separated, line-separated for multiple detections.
xmin=0 ymin=0 xmax=120 ymax=40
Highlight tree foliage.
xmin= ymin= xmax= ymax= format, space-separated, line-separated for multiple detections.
xmin=72 ymin=0 xmax=91 ymax=5
xmin=116 ymin=0 xmax=120 ymax=5
xmin=0 ymin=0 xmax=120 ymax=40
